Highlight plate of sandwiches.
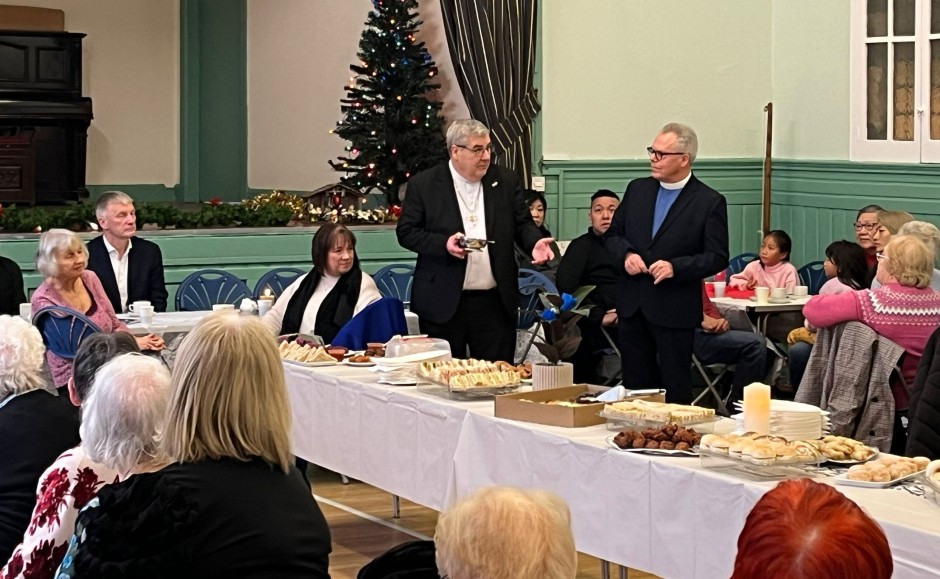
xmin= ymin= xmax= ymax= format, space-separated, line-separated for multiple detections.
xmin=278 ymin=339 xmax=338 ymax=366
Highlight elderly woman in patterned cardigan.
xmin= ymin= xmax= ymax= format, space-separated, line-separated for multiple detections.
xmin=0 ymin=333 xmax=141 ymax=579
xmin=803 ymin=234 xmax=940 ymax=411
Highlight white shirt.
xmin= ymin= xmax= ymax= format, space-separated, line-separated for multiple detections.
xmin=261 ymin=271 xmax=382 ymax=337
xmin=103 ymin=236 xmax=132 ymax=312
xmin=448 ymin=161 xmax=497 ymax=290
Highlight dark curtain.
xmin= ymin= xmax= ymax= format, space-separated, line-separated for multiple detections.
xmin=440 ymin=0 xmax=541 ymax=186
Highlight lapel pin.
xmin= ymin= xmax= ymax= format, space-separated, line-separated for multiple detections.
xmin=491 ymin=181 xmax=498 ymax=187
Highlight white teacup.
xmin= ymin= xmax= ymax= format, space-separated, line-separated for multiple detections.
xmin=138 ymin=305 xmax=155 ymax=325
xmin=19 ymin=303 xmax=31 ymax=322
xmin=128 ymin=300 xmax=151 ymax=314
xmin=770 ymin=287 xmax=787 ymax=300
xmin=212 ymin=303 xmax=235 ymax=311
xmin=755 ymin=286 xmax=770 ymax=305
xmin=713 ymin=281 xmax=726 ymax=298
xmin=793 ymin=285 xmax=809 ymax=297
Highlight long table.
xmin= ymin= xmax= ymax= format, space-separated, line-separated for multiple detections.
xmin=285 ymin=364 xmax=940 ymax=578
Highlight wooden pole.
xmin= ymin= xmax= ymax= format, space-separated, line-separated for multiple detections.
xmin=762 ymin=102 xmax=773 ymax=235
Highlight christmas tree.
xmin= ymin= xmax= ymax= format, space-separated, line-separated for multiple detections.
xmin=328 ymin=0 xmax=447 ymax=207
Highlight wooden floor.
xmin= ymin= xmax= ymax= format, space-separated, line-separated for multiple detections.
xmin=309 ymin=466 xmax=660 ymax=579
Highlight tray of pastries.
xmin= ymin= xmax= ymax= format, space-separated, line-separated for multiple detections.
xmin=696 ymin=432 xmax=824 ymax=466
xmin=804 ymin=435 xmax=878 ymax=464
xmin=835 ymin=455 xmax=930 ymax=488
xmin=278 ymin=337 xmax=338 ymax=366
xmin=599 ymin=399 xmax=717 ymax=430
xmin=417 ymin=359 xmax=524 ymax=399
xmin=607 ymin=424 xmax=702 ymax=456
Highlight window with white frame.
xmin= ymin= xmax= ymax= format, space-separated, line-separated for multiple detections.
xmin=851 ymin=0 xmax=940 ymax=162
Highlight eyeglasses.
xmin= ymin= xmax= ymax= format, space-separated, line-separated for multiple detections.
xmin=855 ymin=222 xmax=879 ymax=231
xmin=646 ymin=147 xmax=686 ymax=162
xmin=876 ymin=252 xmax=889 ymax=261
xmin=455 ymin=144 xmax=495 ymax=157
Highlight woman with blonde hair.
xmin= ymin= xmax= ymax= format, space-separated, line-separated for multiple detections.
xmin=870 ymin=210 xmax=915 ymax=253
xmin=435 ymin=486 xmax=577 ymax=579
xmin=57 ymin=312 xmax=331 ymax=578
xmin=0 ymin=316 xmax=80 ymax=565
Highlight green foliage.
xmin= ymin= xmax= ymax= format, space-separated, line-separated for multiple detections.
xmin=328 ymin=0 xmax=448 ymax=205
xmin=0 ymin=195 xmax=295 ymax=234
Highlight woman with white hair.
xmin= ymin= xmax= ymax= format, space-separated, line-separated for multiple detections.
xmin=30 ymin=228 xmax=163 ymax=387
xmin=57 ymin=313 xmax=331 ymax=578
xmin=435 ymin=486 xmax=578 ymax=579
xmin=0 ymin=316 xmax=80 ymax=565
xmin=2 ymin=333 xmax=138 ymax=579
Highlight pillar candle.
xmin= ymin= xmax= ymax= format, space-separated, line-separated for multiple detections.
xmin=743 ymin=383 xmax=771 ymax=435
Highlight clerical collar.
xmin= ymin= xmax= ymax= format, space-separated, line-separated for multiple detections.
xmin=448 ymin=161 xmax=481 ymax=187
xmin=658 ymin=172 xmax=691 ymax=191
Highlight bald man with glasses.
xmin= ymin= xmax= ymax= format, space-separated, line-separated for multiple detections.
xmin=604 ymin=123 xmax=729 ymax=403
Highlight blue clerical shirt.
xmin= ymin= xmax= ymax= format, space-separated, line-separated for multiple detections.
xmin=652 ymin=185 xmax=682 ymax=237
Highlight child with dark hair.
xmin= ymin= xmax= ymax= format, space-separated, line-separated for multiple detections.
xmin=821 ymin=240 xmax=871 ymax=293
xmin=729 ymin=230 xmax=798 ymax=292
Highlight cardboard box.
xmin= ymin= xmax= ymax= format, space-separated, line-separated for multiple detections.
xmin=0 ymin=7 xmax=65 ymax=31
xmin=495 ymin=385 xmax=666 ymax=428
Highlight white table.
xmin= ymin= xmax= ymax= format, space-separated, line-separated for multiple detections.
xmin=285 ymin=364 xmax=940 ymax=578
xmin=125 ymin=309 xmax=420 ymax=336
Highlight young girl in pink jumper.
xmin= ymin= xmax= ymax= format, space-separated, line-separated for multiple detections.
xmin=729 ymin=230 xmax=799 ymax=292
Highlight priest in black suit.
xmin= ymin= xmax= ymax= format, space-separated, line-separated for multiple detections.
xmin=605 ymin=123 xmax=729 ymax=403
xmin=86 ymin=191 xmax=169 ymax=312
xmin=397 ymin=119 xmax=555 ymax=362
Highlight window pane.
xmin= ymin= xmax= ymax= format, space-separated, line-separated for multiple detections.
xmin=932 ymin=40 xmax=940 ymax=139
xmin=868 ymin=44 xmax=889 ymax=140
xmin=894 ymin=42 xmax=915 ymax=141
xmin=933 ymin=0 xmax=940 ymax=34
xmin=894 ymin=0 xmax=916 ymax=35
xmin=869 ymin=0 xmax=888 ymax=36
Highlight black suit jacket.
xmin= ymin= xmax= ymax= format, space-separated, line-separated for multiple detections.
xmin=397 ymin=162 xmax=543 ymax=324
xmin=86 ymin=235 xmax=169 ymax=312
xmin=0 ymin=256 xmax=26 ymax=316
xmin=605 ymin=174 xmax=728 ymax=329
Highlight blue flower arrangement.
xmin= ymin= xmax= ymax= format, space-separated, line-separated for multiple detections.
xmin=535 ymin=285 xmax=595 ymax=364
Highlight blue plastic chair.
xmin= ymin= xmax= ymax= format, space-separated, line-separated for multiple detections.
xmin=32 ymin=305 xmax=102 ymax=360
xmin=798 ymin=261 xmax=828 ymax=295
xmin=253 ymin=267 xmax=306 ymax=300
xmin=725 ymin=252 xmax=759 ymax=277
xmin=372 ymin=264 xmax=415 ymax=307
xmin=331 ymin=297 xmax=408 ymax=350
xmin=518 ymin=268 xmax=557 ymax=295
xmin=175 ymin=269 xmax=253 ymax=311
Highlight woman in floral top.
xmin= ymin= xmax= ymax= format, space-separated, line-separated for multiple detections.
xmin=0 ymin=333 xmax=139 ymax=579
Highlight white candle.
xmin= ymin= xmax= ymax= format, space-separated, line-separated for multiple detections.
xmin=743 ymin=383 xmax=771 ymax=435
xmin=258 ymin=296 xmax=274 ymax=317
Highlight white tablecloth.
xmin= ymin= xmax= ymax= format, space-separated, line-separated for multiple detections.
xmin=126 ymin=309 xmax=420 ymax=336
xmin=285 ymin=364 xmax=940 ymax=578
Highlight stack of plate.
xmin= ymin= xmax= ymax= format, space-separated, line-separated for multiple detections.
xmin=371 ymin=350 xmax=451 ymax=385
xmin=732 ymin=400 xmax=831 ymax=440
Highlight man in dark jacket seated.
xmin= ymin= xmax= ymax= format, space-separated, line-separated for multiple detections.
xmin=906 ymin=326 xmax=940 ymax=460
xmin=555 ymin=190 xmax=624 ymax=383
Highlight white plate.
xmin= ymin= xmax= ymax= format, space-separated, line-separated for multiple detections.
xmin=343 ymin=359 xmax=376 ymax=367
xmin=606 ymin=437 xmax=698 ymax=456
xmin=377 ymin=350 xmax=451 ymax=366
xmin=833 ymin=470 xmax=924 ymax=488
xmin=377 ymin=377 xmax=417 ymax=386
xmin=282 ymin=358 xmax=339 ymax=368
xmin=826 ymin=450 xmax=879 ymax=465
xmin=747 ymin=296 xmax=790 ymax=304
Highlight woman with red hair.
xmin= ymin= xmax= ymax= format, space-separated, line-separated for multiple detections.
xmin=732 ymin=479 xmax=892 ymax=579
